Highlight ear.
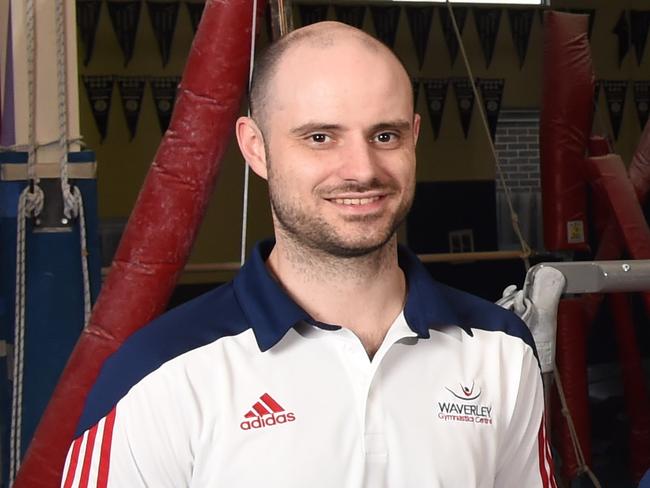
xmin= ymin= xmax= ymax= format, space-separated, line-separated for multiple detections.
xmin=412 ymin=113 xmax=421 ymax=145
xmin=236 ymin=116 xmax=268 ymax=180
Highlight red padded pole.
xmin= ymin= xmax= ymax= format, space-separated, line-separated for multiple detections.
xmin=13 ymin=1 xmax=259 ymax=486
xmin=540 ymin=11 xmax=594 ymax=252
xmin=608 ymin=293 xmax=650 ymax=482
xmin=552 ymin=298 xmax=592 ymax=480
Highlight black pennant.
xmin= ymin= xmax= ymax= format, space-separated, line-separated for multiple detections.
xmin=603 ymin=80 xmax=628 ymax=139
xmin=613 ymin=10 xmax=631 ymax=67
xmin=412 ymin=77 xmax=420 ymax=108
xmin=405 ymin=6 xmax=434 ymax=71
xmin=477 ymin=78 xmax=505 ymax=140
xmin=453 ymin=78 xmax=475 ymax=139
xmin=299 ymin=4 xmax=328 ymax=27
xmin=508 ymin=9 xmax=534 ymax=69
xmin=76 ymin=0 xmax=103 ymax=66
xmin=185 ymin=1 xmax=205 ymax=34
xmin=630 ymin=10 xmax=650 ymax=66
xmin=150 ymin=77 xmax=181 ymax=133
xmin=147 ymin=1 xmax=179 ymax=67
xmin=370 ymin=6 xmax=401 ymax=49
xmin=334 ymin=5 xmax=365 ymax=28
xmin=82 ymin=76 xmax=114 ymax=142
xmin=633 ymin=81 xmax=650 ymax=131
xmin=560 ymin=9 xmax=595 ymax=39
xmin=422 ymin=78 xmax=449 ymax=140
xmin=116 ymin=77 xmax=146 ymax=141
xmin=439 ymin=7 xmax=467 ymax=66
xmin=107 ymin=0 xmax=142 ymax=66
xmin=474 ymin=8 xmax=502 ymax=69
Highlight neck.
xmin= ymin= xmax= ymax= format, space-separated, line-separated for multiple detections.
xmin=266 ymin=234 xmax=406 ymax=357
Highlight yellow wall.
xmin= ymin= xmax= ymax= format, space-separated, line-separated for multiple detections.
xmin=79 ymin=0 xmax=650 ymax=283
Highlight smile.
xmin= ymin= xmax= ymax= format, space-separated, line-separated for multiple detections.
xmin=330 ymin=196 xmax=382 ymax=206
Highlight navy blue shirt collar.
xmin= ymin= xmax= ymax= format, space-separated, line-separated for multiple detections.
xmin=233 ymin=240 xmax=472 ymax=352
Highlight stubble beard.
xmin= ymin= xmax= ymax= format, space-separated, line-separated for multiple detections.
xmin=267 ymin=161 xmax=414 ymax=259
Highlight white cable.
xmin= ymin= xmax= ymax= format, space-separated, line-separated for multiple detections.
xmin=240 ymin=0 xmax=259 ymax=266
xmin=9 ymin=0 xmax=42 ymax=481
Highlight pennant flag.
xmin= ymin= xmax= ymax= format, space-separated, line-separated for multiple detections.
xmin=405 ymin=6 xmax=434 ymax=70
xmin=150 ymin=76 xmax=181 ymax=133
xmin=474 ymin=8 xmax=502 ymax=68
xmin=82 ymin=76 xmax=114 ymax=142
xmin=76 ymin=0 xmax=103 ymax=66
xmin=185 ymin=1 xmax=205 ymax=34
xmin=633 ymin=81 xmax=650 ymax=131
xmin=477 ymin=78 xmax=505 ymax=140
xmin=439 ymin=7 xmax=468 ymax=66
xmin=107 ymin=0 xmax=142 ymax=66
xmin=116 ymin=77 xmax=146 ymax=141
xmin=612 ymin=10 xmax=631 ymax=67
xmin=560 ymin=9 xmax=595 ymax=38
xmin=422 ymin=78 xmax=449 ymax=140
xmin=603 ymin=80 xmax=628 ymax=139
xmin=412 ymin=77 xmax=420 ymax=107
xmin=508 ymin=9 xmax=534 ymax=69
xmin=299 ymin=4 xmax=328 ymax=27
xmin=147 ymin=1 xmax=179 ymax=67
xmin=335 ymin=5 xmax=366 ymax=29
xmin=630 ymin=10 xmax=650 ymax=66
xmin=370 ymin=6 xmax=401 ymax=48
xmin=453 ymin=78 xmax=475 ymax=139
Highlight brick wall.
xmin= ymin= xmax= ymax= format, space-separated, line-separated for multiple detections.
xmin=494 ymin=110 xmax=544 ymax=251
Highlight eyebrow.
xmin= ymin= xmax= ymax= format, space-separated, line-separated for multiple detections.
xmin=369 ymin=120 xmax=412 ymax=133
xmin=290 ymin=123 xmax=343 ymax=136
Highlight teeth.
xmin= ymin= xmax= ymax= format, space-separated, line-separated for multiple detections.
xmin=332 ymin=196 xmax=380 ymax=206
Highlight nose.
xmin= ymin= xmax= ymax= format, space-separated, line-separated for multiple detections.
xmin=336 ymin=135 xmax=380 ymax=183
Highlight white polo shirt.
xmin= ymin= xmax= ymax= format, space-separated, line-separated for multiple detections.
xmin=62 ymin=240 xmax=556 ymax=487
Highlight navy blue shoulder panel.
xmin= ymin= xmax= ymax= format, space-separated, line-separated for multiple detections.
xmin=76 ymin=282 xmax=249 ymax=436
xmin=433 ymin=281 xmax=538 ymax=357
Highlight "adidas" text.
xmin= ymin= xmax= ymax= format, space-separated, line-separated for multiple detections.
xmin=240 ymin=412 xmax=296 ymax=430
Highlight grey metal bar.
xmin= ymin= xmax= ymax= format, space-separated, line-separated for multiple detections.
xmin=531 ymin=260 xmax=650 ymax=294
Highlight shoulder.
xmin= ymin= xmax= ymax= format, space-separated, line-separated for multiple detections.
xmin=437 ymin=282 xmax=535 ymax=349
xmin=76 ymin=282 xmax=250 ymax=436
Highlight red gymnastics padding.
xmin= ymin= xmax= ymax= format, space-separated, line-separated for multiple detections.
xmin=608 ymin=293 xmax=650 ymax=482
xmin=13 ymin=1 xmax=260 ymax=486
xmin=552 ymin=298 xmax=592 ymax=480
xmin=540 ymin=11 xmax=594 ymax=252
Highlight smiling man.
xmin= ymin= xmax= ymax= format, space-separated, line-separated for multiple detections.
xmin=62 ymin=22 xmax=556 ymax=487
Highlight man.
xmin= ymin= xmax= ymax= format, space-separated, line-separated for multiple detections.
xmin=62 ymin=22 xmax=555 ymax=487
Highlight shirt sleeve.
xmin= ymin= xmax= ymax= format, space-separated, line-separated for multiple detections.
xmin=494 ymin=346 xmax=557 ymax=488
xmin=60 ymin=367 xmax=194 ymax=487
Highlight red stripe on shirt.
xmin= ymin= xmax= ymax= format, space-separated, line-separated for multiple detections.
xmin=97 ymin=408 xmax=117 ymax=488
xmin=78 ymin=424 xmax=99 ymax=488
xmin=544 ymin=421 xmax=558 ymax=488
xmin=261 ymin=393 xmax=284 ymax=413
xmin=62 ymin=436 xmax=84 ymax=488
xmin=537 ymin=417 xmax=550 ymax=488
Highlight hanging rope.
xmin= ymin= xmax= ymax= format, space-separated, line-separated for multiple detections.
xmin=446 ymin=2 xmax=532 ymax=271
xmin=9 ymin=0 xmax=43 ymax=482
xmin=54 ymin=0 xmax=92 ymax=325
xmin=240 ymin=0 xmax=259 ymax=266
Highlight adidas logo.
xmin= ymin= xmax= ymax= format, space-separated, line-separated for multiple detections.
xmin=240 ymin=393 xmax=296 ymax=431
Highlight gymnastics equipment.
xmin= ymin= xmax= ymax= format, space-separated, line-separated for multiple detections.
xmin=12 ymin=0 xmax=259 ymax=486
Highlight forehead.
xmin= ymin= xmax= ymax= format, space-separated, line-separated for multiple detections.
xmin=267 ymin=35 xmax=412 ymax=126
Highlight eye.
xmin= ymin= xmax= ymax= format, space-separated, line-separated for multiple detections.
xmin=309 ymin=133 xmax=330 ymax=144
xmin=373 ymin=132 xmax=399 ymax=144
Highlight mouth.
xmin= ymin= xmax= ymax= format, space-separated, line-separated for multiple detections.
xmin=329 ymin=196 xmax=383 ymax=206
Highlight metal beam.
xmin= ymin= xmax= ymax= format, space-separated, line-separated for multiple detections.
xmin=531 ymin=260 xmax=650 ymax=294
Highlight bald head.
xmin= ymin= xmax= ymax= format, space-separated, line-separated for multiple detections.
xmin=249 ymin=21 xmax=412 ymax=134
